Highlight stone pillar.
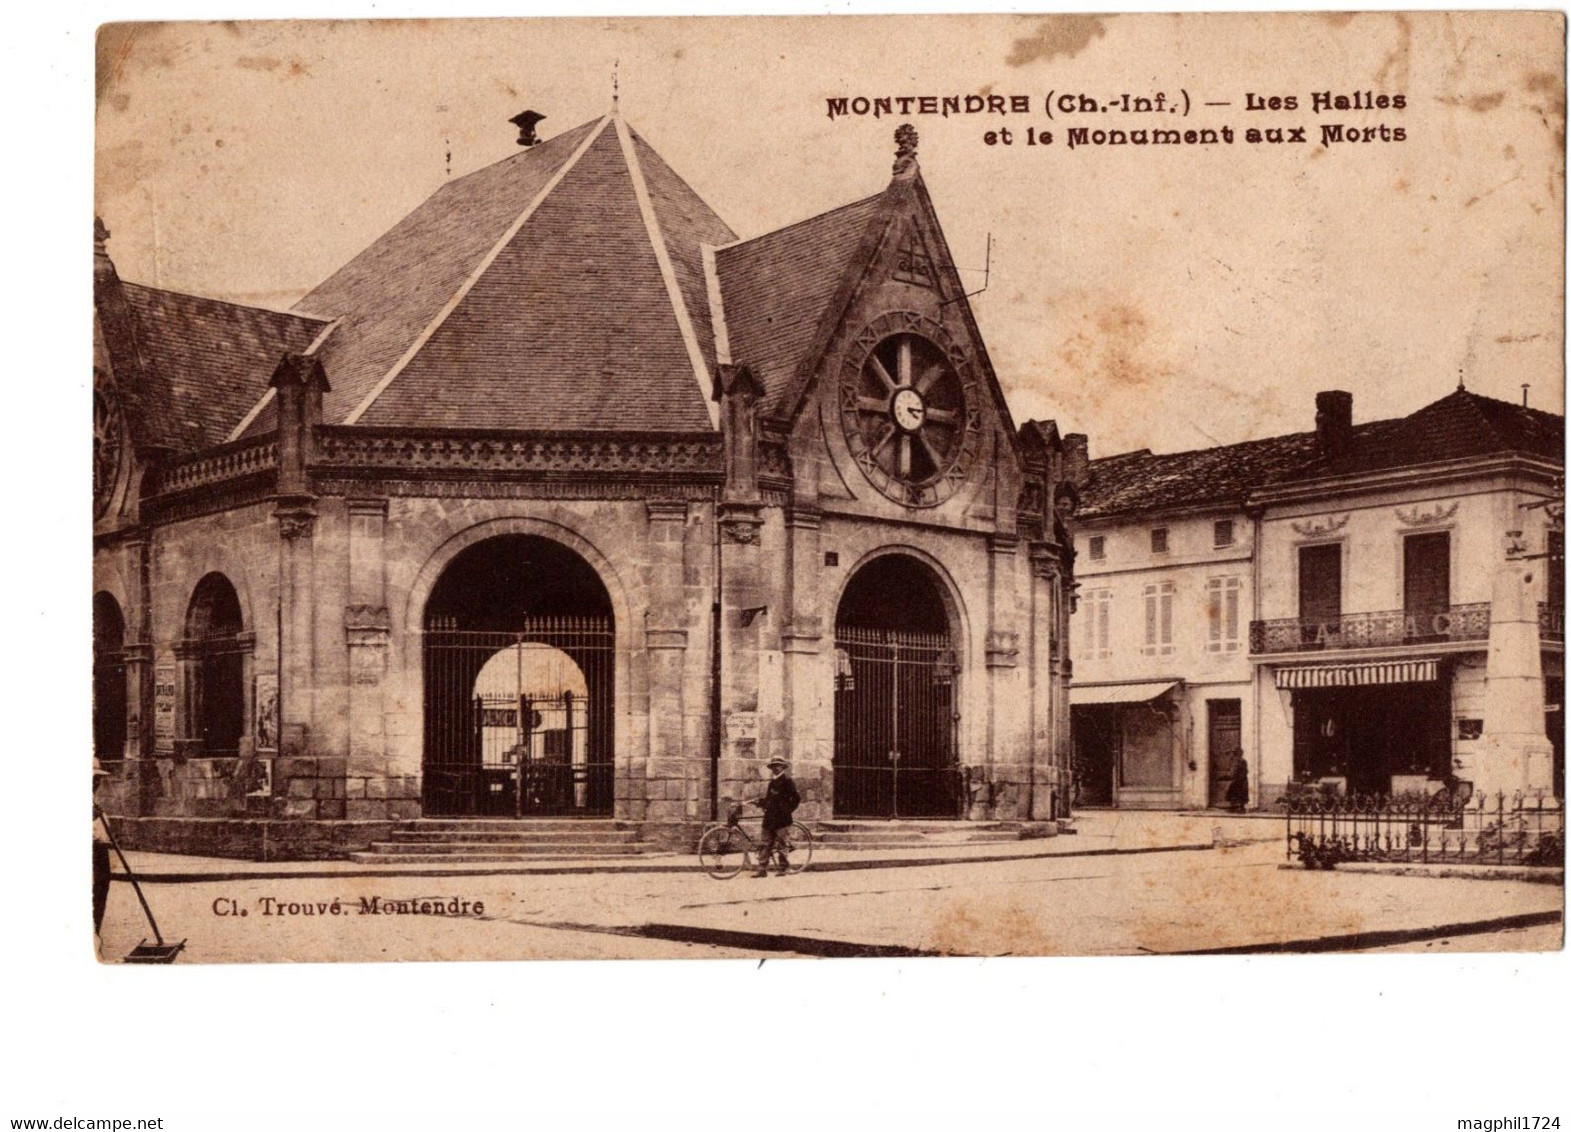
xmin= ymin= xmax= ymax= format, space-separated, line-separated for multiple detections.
xmin=643 ymin=500 xmax=691 ymax=824
xmin=120 ymin=537 xmax=154 ymax=811
xmin=270 ymin=349 xmax=327 ymax=818
xmin=781 ymin=505 xmax=827 ymax=819
xmin=1028 ymin=543 xmax=1058 ymax=820
xmin=979 ymin=533 xmax=1021 ymax=818
xmin=718 ymin=501 xmax=765 ymax=805
xmin=1465 ymin=533 xmax=1555 ymax=796
xmin=344 ymin=498 xmax=396 ymax=821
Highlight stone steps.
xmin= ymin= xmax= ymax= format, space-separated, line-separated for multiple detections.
xmin=348 ymin=817 xmax=647 ymax=864
xmin=387 ymin=828 xmax=638 ymax=844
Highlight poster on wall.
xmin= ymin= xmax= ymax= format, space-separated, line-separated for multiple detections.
xmin=254 ymin=673 xmax=279 ymax=753
xmin=151 ymin=661 xmax=176 ymax=751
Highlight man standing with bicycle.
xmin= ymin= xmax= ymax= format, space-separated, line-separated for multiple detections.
xmin=752 ymin=756 xmax=800 ymax=877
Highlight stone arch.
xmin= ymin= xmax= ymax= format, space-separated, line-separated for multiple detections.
xmin=93 ymin=591 xmax=128 ymax=763
xmin=404 ymin=516 xmax=634 ymax=818
xmin=829 ymin=546 xmax=970 ymax=819
xmin=181 ymin=572 xmax=249 ymax=756
xmin=832 ymin=544 xmax=972 ymax=655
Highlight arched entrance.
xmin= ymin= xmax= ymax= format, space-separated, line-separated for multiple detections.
xmin=422 ymin=535 xmax=614 ymax=817
xmin=833 ymin=554 xmax=961 ymax=818
xmin=184 ymin=574 xmax=246 ymax=756
xmin=93 ymin=592 xmax=127 ymax=763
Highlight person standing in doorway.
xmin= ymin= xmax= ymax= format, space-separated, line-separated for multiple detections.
xmin=751 ymin=757 xmax=800 ymax=877
xmin=1226 ymin=750 xmax=1250 ymax=813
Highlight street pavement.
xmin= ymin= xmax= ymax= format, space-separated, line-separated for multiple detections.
xmin=95 ymin=812 xmax=1564 ymax=963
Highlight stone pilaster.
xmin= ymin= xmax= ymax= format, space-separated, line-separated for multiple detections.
xmin=344 ymin=496 xmax=392 ymax=815
xmin=782 ymin=505 xmax=828 ymax=818
xmin=1029 ymin=542 xmax=1065 ymax=820
xmin=643 ymin=499 xmax=692 ymax=822
xmin=718 ymin=501 xmax=765 ymax=804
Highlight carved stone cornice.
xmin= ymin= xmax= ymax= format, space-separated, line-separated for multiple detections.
xmin=645 ymin=627 xmax=689 ymax=651
xmin=785 ymin=505 xmax=822 ymax=531
xmin=316 ymin=478 xmax=719 ymax=503
xmin=314 ymin=428 xmax=724 ymax=481
xmin=988 ymin=533 xmax=1020 ymax=556
xmin=646 ymin=500 xmax=689 ymax=524
xmin=344 ymin=604 xmax=391 ymax=632
xmin=985 ymin=630 xmax=1020 ymax=669
xmin=346 ymin=497 xmax=389 ymax=519
xmin=782 ymin=614 xmax=824 ymax=654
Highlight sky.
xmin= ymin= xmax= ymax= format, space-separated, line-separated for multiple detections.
xmin=94 ymin=13 xmax=1565 ymax=457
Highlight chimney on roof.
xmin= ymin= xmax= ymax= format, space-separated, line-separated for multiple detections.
xmin=1315 ymin=390 xmax=1353 ymax=459
xmin=1063 ymin=433 xmax=1090 ymax=488
xmin=509 ymin=109 xmax=546 ymax=147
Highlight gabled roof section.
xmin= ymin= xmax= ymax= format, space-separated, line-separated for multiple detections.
xmin=1080 ymin=388 xmax=1565 ymax=520
xmin=255 ymin=115 xmax=735 ymax=434
xmin=117 ymin=282 xmax=329 ymax=453
xmin=713 ymin=194 xmax=884 ymax=418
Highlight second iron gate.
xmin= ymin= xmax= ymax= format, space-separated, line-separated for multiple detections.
xmin=423 ymin=617 xmax=614 ymax=817
xmin=833 ymin=626 xmax=962 ymax=818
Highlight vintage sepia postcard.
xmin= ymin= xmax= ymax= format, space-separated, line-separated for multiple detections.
xmin=91 ymin=12 xmax=1565 ymax=967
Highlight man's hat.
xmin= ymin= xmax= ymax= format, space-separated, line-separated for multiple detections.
xmin=766 ymin=757 xmax=789 ymax=769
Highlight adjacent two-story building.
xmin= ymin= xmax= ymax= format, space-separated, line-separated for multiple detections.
xmin=1072 ymin=388 xmax=1563 ymax=809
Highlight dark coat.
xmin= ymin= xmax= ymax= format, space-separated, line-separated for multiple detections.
xmin=1225 ymin=755 xmax=1250 ymax=804
xmin=761 ymin=772 xmax=800 ymax=831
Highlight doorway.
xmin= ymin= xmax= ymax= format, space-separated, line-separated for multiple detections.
xmin=832 ymin=555 xmax=960 ymax=818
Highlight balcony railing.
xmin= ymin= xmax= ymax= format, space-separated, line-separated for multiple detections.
xmin=1249 ymin=604 xmax=1491 ymax=654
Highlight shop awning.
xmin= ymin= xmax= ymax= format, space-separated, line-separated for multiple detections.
xmin=1070 ymin=680 xmax=1181 ymax=706
xmin=1274 ymin=659 xmax=1438 ymax=689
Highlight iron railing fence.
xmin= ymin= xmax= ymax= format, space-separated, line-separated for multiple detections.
xmin=1250 ymin=603 xmax=1491 ymax=654
xmin=1285 ymin=790 xmax=1564 ymax=869
xmin=833 ymin=626 xmax=961 ymax=819
xmin=423 ymin=617 xmax=615 ymax=817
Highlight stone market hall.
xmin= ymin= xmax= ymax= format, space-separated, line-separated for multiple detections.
xmin=92 ymin=115 xmax=1083 ymax=857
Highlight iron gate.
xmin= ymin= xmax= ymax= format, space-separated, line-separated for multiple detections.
xmin=833 ymin=626 xmax=962 ymax=818
xmin=423 ymin=616 xmax=614 ymax=817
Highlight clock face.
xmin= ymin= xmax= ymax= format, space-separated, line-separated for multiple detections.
xmin=93 ymin=379 xmax=123 ymax=517
xmin=838 ymin=311 xmax=981 ymax=507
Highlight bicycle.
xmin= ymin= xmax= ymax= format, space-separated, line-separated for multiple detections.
xmin=696 ymin=800 xmax=814 ymax=879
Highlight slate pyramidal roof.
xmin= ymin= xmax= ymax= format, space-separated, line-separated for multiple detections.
xmin=1079 ymin=387 xmax=1565 ymax=521
xmin=102 ymin=111 xmax=907 ymax=450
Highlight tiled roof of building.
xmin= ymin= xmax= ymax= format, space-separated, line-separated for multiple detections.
xmin=260 ymin=115 xmax=736 ymax=433
xmin=118 ymin=282 xmax=329 ymax=452
xmin=1294 ymin=387 xmax=1565 ymax=477
xmin=714 ymin=195 xmax=884 ymax=418
xmin=1080 ymin=388 xmax=1564 ymax=520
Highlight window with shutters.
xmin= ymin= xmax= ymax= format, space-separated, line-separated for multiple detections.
xmin=1087 ymin=535 xmax=1106 ymax=561
xmin=1081 ymin=588 xmax=1112 ymax=659
xmin=1143 ymin=581 xmax=1174 ymax=656
xmin=1213 ymin=519 xmax=1235 ymax=548
xmin=1151 ymin=527 xmax=1169 ymax=554
xmin=1207 ymin=576 xmax=1243 ymax=653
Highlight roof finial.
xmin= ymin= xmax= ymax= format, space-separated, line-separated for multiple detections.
xmin=1457 ymin=365 xmax=1466 ymax=392
xmin=93 ymin=216 xmax=110 ymax=256
xmin=612 ymin=59 xmax=620 ymax=115
xmin=1522 ymin=383 xmax=1531 ymax=407
xmin=893 ymin=123 xmax=919 ymax=176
